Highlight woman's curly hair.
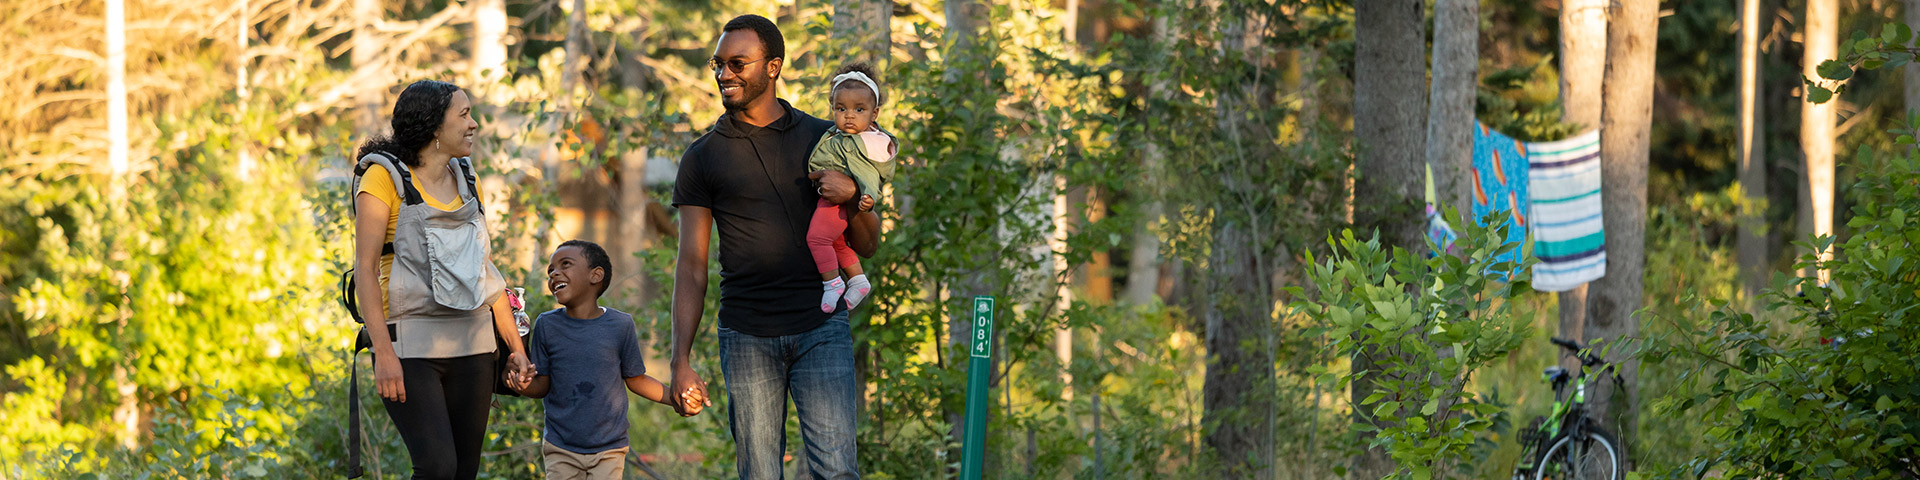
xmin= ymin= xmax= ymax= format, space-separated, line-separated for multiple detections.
xmin=356 ymin=80 xmax=462 ymax=167
xmin=830 ymin=62 xmax=884 ymax=107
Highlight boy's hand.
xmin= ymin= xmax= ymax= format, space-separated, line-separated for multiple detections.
xmin=505 ymin=352 xmax=535 ymax=390
xmin=858 ymin=195 xmax=875 ymax=212
xmin=669 ymin=365 xmax=711 ymax=417
xmin=678 ymin=385 xmax=712 ymax=416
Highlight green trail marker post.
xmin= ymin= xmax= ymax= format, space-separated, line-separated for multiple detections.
xmin=959 ymin=296 xmax=994 ymax=480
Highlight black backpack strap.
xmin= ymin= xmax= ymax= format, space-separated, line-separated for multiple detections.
xmin=351 ymin=152 xmax=420 ymax=257
xmin=347 ymin=344 xmax=364 ymax=478
xmin=454 ymin=157 xmax=483 ymax=213
xmin=353 ymin=151 xmax=425 ymax=207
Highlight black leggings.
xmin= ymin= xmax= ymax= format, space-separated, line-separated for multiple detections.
xmin=381 ymin=352 xmax=495 ymax=480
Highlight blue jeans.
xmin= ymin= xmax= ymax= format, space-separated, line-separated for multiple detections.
xmin=718 ymin=311 xmax=860 ymax=480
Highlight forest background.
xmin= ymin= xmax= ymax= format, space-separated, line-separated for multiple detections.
xmin=2 ymin=0 xmax=1917 ymax=478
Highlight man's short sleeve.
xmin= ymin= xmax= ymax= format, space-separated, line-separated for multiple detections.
xmin=619 ymin=320 xmax=646 ymax=379
xmin=671 ymin=148 xmax=710 ymax=208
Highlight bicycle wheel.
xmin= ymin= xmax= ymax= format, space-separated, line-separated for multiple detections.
xmin=1530 ymin=423 xmax=1622 ymax=480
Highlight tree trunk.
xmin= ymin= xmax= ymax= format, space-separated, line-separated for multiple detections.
xmin=833 ymin=0 xmax=891 ymax=425
xmin=1124 ymin=15 xmax=1171 ymax=307
xmin=1557 ymin=0 xmax=1607 ymax=339
xmin=1800 ymin=0 xmax=1837 ymax=284
xmin=1908 ymin=0 xmax=1920 ymax=118
xmin=1427 ymin=0 xmax=1476 ymax=214
xmin=1051 ymin=175 xmax=1073 ymax=405
xmin=562 ymin=0 xmax=587 ymax=98
xmin=615 ymin=148 xmax=651 ymax=312
xmin=1352 ymin=0 xmax=1429 ymax=252
xmin=1198 ymin=12 xmax=1277 ymax=477
xmin=107 ymin=0 xmax=128 ymax=185
xmin=832 ymin=0 xmax=891 ymax=66
xmin=1738 ymin=0 xmax=1769 ymax=299
xmin=943 ymin=0 xmax=988 ymax=464
xmin=352 ymin=0 xmax=380 ymax=131
xmin=471 ymin=0 xmax=508 ymax=88
xmin=1351 ymin=0 xmax=1426 ymax=477
xmin=235 ymin=0 xmax=253 ymax=181
xmin=1201 ymin=223 xmax=1273 ymax=478
xmin=1588 ymin=0 xmax=1657 ymax=468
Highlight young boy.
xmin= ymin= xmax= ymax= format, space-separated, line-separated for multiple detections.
xmin=508 ymin=240 xmax=707 ymax=479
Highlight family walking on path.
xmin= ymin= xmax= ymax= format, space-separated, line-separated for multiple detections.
xmin=347 ymin=13 xmax=892 ymax=480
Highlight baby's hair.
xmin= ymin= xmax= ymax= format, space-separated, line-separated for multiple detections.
xmin=831 ymin=62 xmax=885 ymax=107
xmin=557 ymin=239 xmax=613 ymax=296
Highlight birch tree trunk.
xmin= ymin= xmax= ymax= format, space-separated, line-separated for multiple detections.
xmin=107 ymin=0 xmax=128 ymax=182
xmin=352 ymin=0 xmax=380 ymax=131
xmin=562 ymin=0 xmax=586 ymax=99
xmin=1350 ymin=0 xmax=1426 ymax=477
xmin=471 ymin=0 xmax=508 ymax=89
xmin=1800 ymin=0 xmax=1837 ymax=284
xmin=1738 ymin=0 xmax=1769 ymax=299
xmin=236 ymin=0 xmax=253 ymax=180
xmin=107 ymin=0 xmax=137 ymax=449
xmin=1588 ymin=0 xmax=1657 ymax=467
xmin=1557 ymin=0 xmax=1607 ymax=339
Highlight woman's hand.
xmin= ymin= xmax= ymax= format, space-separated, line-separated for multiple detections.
xmin=374 ymin=354 xmax=406 ymax=403
xmin=505 ymin=351 xmax=535 ymax=390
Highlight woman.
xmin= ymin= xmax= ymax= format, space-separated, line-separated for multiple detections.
xmin=351 ymin=79 xmax=531 ymax=479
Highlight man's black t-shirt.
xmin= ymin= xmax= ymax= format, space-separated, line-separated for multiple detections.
xmin=672 ymin=99 xmax=842 ymax=337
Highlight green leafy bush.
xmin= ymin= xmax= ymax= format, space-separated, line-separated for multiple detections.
xmin=1643 ymin=144 xmax=1920 ymax=478
xmin=1304 ymin=211 xmax=1534 ymax=480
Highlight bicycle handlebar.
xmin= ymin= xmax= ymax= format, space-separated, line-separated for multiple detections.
xmin=1549 ymin=337 xmax=1608 ymax=369
xmin=1550 ymin=337 xmax=1582 ymax=352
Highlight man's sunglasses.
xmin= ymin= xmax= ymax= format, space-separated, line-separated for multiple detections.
xmin=708 ymin=57 xmax=769 ymax=74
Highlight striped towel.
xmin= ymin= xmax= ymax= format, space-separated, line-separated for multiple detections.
xmin=1525 ymin=129 xmax=1605 ymax=292
xmin=1472 ymin=122 xmax=1531 ymax=274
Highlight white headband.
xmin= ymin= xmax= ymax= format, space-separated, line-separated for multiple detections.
xmin=830 ymin=71 xmax=882 ymax=105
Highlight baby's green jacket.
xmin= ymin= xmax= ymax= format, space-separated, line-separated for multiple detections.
xmin=806 ymin=128 xmax=897 ymax=201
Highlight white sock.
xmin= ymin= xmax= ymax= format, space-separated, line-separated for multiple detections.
xmin=843 ymin=274 xmax=872 ymax=309
xmin=821 ymin=278 xmax=847 ymax=313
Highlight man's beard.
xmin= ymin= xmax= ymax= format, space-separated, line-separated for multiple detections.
xmin=721 ymin=76 xmax=770 ymax=112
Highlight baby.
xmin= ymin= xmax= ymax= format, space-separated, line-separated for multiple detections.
xmin=806 ymin=62 xmax=896 ymax=313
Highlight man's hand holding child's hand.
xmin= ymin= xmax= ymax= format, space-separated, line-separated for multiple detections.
xmin=666 ymin=379 xmax=713 ymax=416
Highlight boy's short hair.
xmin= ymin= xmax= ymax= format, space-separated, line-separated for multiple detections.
xmin=558 ymin=240 xmax=613 ymax=296
xmin=723 ymin=14 xmax=785 ymax=62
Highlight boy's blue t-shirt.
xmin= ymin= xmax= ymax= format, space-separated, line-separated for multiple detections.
xmin=528 ymin=307 xmax=647 ymax=454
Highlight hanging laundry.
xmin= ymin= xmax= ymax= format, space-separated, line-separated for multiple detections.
xmin=1524 ymin=129 xmax=1606 ymax=292
xmin=1471 ymin=121 xmax=1531 ymax=273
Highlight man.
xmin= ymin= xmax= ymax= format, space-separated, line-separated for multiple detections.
xmin=667 ymin=14 xmax=880 ymax=480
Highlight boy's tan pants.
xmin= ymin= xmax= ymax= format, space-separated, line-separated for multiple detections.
xmin=542 ymin=442 xmax=627 ymax=480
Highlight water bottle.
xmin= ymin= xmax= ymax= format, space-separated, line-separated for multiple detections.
xmin=509 ymin=287 xmax=531 ymax=336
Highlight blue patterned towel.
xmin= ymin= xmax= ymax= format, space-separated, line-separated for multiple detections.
xmin=1471 ymin=122 xmax=1531 ymax=274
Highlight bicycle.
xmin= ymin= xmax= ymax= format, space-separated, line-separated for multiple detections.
xmin=1511 ymin=337 xmax=1627 ymax=480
